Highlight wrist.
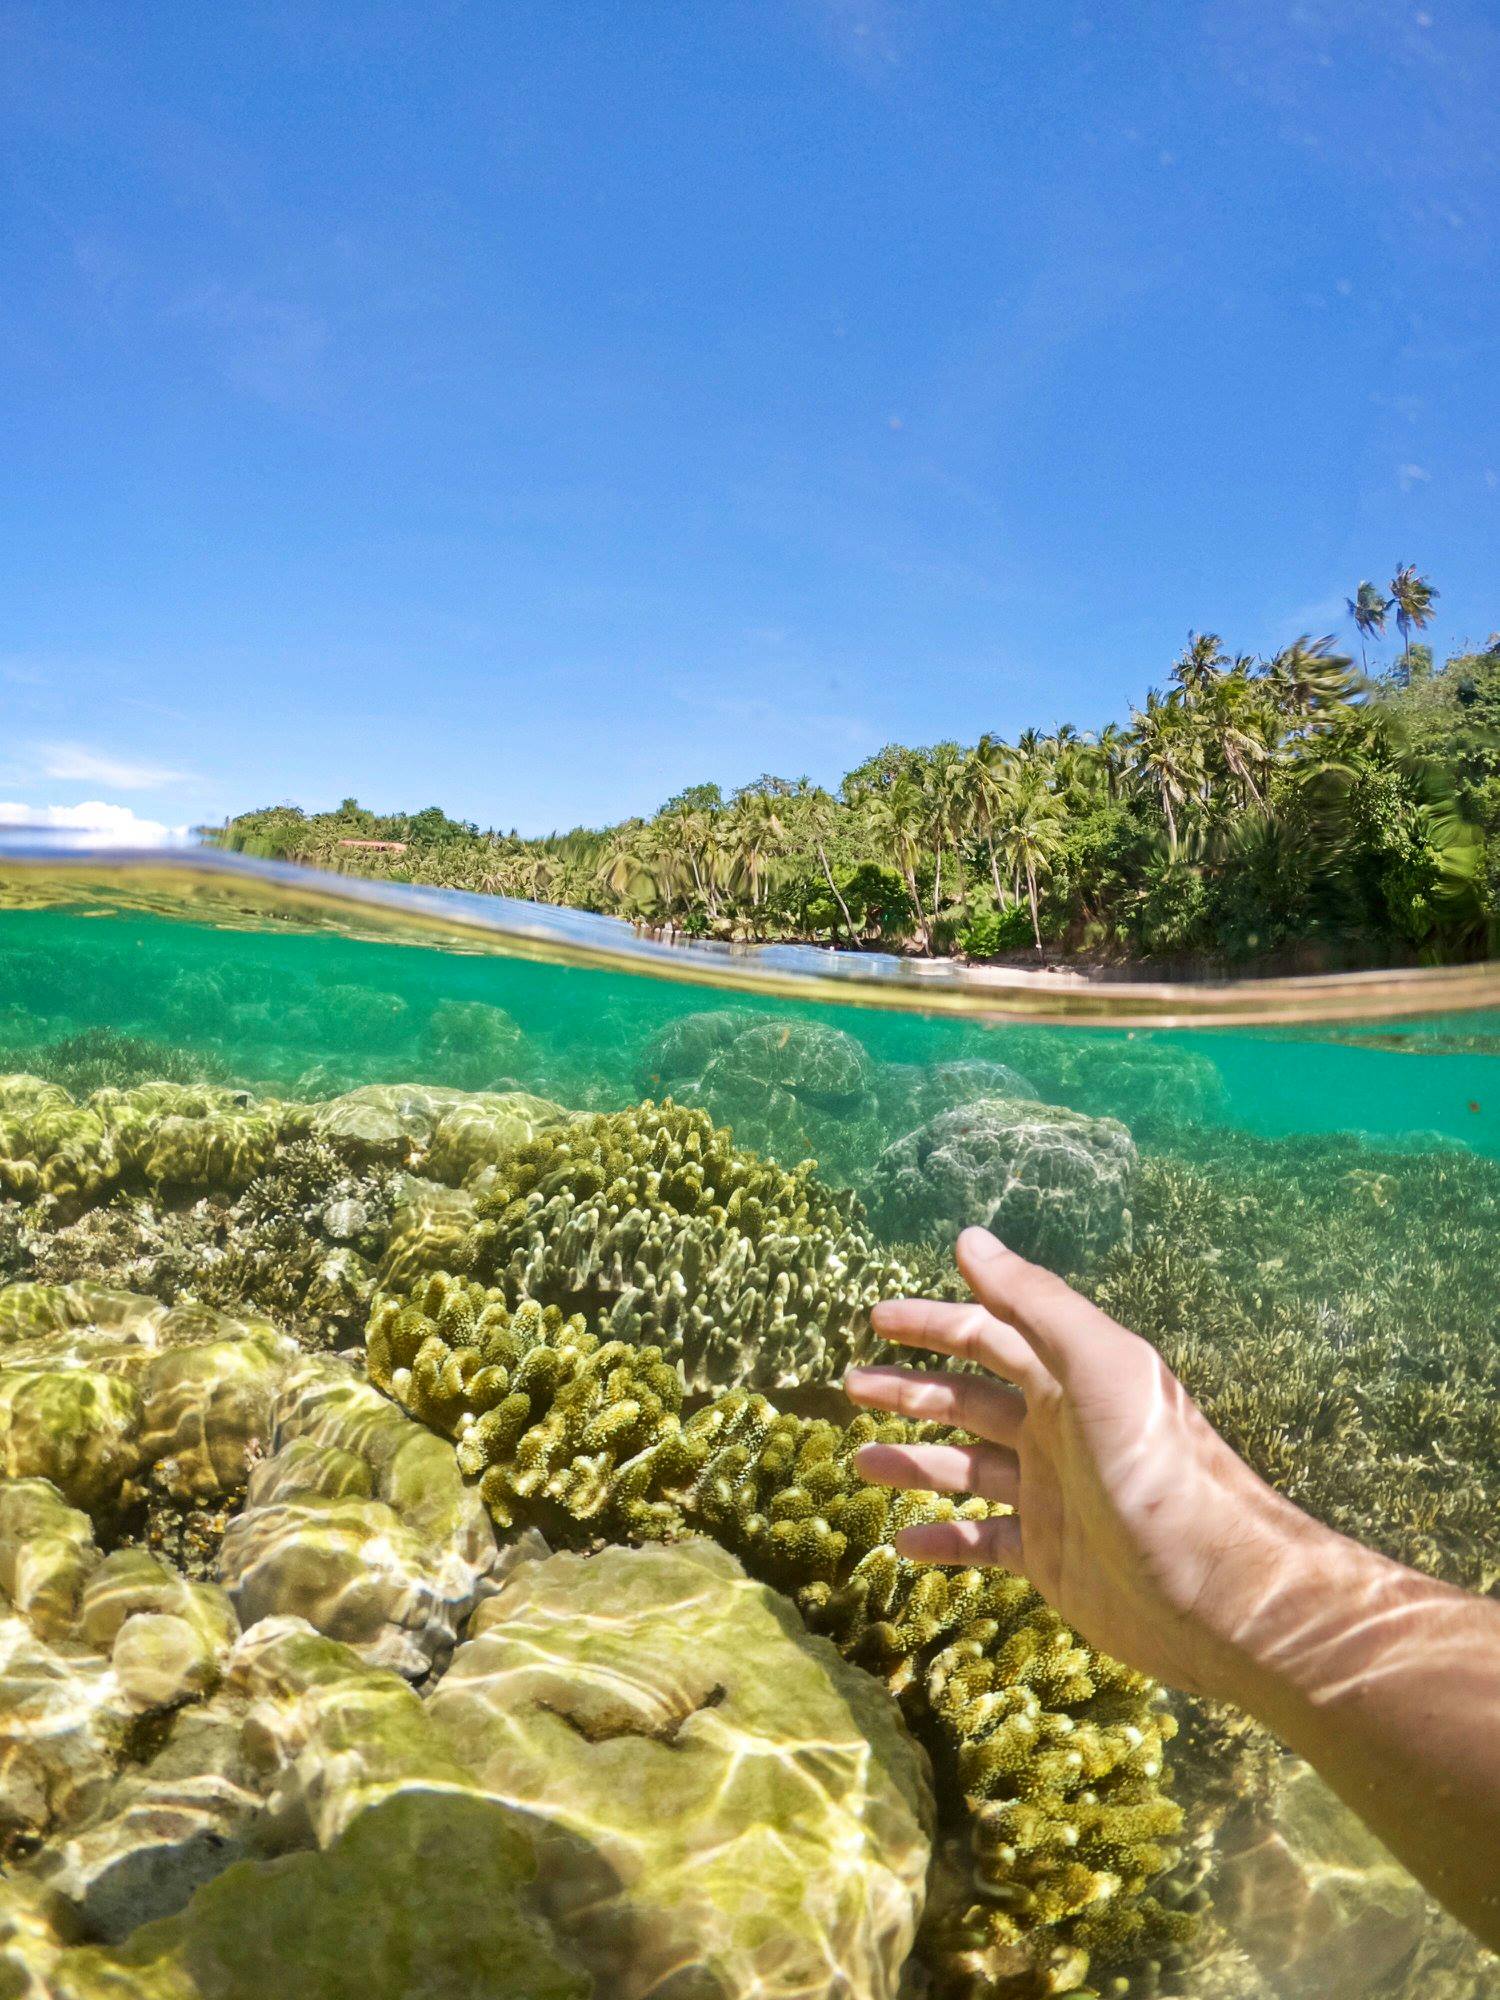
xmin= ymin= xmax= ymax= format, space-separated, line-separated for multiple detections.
xmin=1201 ymin=1491 xmax=1406 ymax=1729
xmin=1186 ymin=1476 xmax=1358 ymax=1715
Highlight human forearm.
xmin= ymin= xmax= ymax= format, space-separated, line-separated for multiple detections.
xmin=1213 ymin=1511 xmax=1500 ymax=1949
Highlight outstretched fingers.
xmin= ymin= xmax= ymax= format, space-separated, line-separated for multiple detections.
xmin=854 ymin=1438 xmax=1019 ymax=1505
xmin=892 ymin=1512 xmax=1026 ymax=1572
xmin=871 ymin=1295 xmax=1049 ymax=1394
xmin=955 ymin=1227 xmax=1129 ymax=1384
xmin=843 ymin=1364 xmax=1024 ymax=1444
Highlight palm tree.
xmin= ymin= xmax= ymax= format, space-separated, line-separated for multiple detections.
xmin=1389 ymin=565 xmax=1439 ymax=676
xmin=726 ymin=789 xmax=785 ymax=913
xmin=595 ymin=820 xmax=661 ymax=909
xmin=921 ymin=743 xmax=969 ymax=923
xmin=965 ymin=734 xmax=1018 ymax=905
xmin=1202 ymin=667 xmax=1273 ymax=808
xmin=856 ymin=775 xmax=932 ymax=952
xmin=1170 ymin=632 xmax=1229 ymax=702
xmin=1128 ymin=690 xmax=1200 ymax=856
xmin=1346 ymin=581 xmax=1390 ymax=670
xmin=1263 ymin=636 xmax=1359 ymax=728
xmin=1095 ymin=721 xmax=1129 ymax=802
xmin=994 ymin=768 xmax=1066 ymax=954
xmin=801 ymin=788 xmax=859 ymax=945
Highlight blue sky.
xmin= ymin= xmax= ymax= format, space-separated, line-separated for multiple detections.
xmin=2 ymin=0 xmax=1497 ymax=838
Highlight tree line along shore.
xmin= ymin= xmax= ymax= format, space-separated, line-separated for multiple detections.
xmin=214 ymin=572 xmax=1500 ymax=969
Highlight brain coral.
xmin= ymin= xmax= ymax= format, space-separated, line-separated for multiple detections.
xmin=460 ymin=1098 xmax=925 ymax=1390
xmin=868 ymin=1096 xmax=1138 ymax=1270
xmin=367 ymin=1273 xmax=1184 ymax=1993
xmin=429 ymin=1537 xmax=933 ymax=2000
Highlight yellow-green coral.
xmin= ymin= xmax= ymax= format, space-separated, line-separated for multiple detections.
xmin=462 ymin=1099 xmax=922 ymax=1389
xmin=366 ymin=1272 xmax=1184 ymax=1991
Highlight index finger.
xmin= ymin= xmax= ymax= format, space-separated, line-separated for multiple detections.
xmin=955 ymin=1227 xmax=1133 ymax=1384
xmin=871 ymin=1295 xmax=1049 ymax=1395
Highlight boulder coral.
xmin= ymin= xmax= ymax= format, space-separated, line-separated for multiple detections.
xmin=219 ymin=1355 xmax=498 ymax=1679
xmin=430 ymin=1538 xmax=933 ymax=2000
xmin=868 ymin=1096 xmax=1138 ymax=1269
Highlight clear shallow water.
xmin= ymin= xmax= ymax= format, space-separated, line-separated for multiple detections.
xmin=0 ymin=851 xmax=1496 ymax=2000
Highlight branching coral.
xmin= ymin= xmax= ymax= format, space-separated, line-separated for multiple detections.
xmin=1089 ymin=1139 xmax=1500 ymax=1592
xmin=366 ymin=1272 xmax=1185 ymax=1994
xmin=462 ymin=1099 xmax=924 ymax=1389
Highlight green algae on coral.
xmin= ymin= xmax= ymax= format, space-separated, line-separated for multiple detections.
xmin=430 ymin=1538 xmax=932 ymax=2000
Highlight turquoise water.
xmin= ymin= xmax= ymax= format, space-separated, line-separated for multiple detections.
xmin=5 ymin=906 xmax=1499 ymax=1152
xmin=1 ymin=861 xmax=1496 ymax=1999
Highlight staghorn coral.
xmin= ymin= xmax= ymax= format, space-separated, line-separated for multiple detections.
xmin=0 ymin=1029 xmax=232 ymax=1099
xmin=462 ymin=1098 xmax=924 ymax=1389
xmin=367 ymin=1272 xmax=1185 ymax=1995
xmin=1089 ymin=1139 xmax=1500 ymax=1592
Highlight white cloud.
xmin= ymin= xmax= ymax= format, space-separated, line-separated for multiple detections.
xmin=37 ymin=743 xmax=192 ymax=789
xmin=1398 ymin=463 xmax=1431 ymax=490
xmin=0 ymin=802 xmax=191 ymax=847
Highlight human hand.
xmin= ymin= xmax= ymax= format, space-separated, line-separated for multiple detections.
xmin=845 ymin=1226 xmax=1318 ymax=1699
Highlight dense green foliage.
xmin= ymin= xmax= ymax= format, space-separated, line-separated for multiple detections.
xmin=214 ymin=584 xmax=1500 ymax=965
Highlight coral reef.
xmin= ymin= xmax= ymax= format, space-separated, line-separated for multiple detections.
xmin=460 ymin=1098 xmax=925 ymax=1389
xmin=368 ymin=1272 xmax=1186 ymax=1993
xmin=637 ymin=1010 xmax=889 ymax=1188
xmin=419 ymin=997 xmax=526 ymax=1090
xmin=430 ymin=1538 xmax=933 ymax=2000
xmin=0 ymin=1283 xmax=297 ymax=1521
xmin=1090 ymin=1138 xmax=1500 ymax=1590
xmin=868 ymin=1096 xmax=1138 ymax=1268
xmin=219 ymin=1354 xmax=498 ymax=1678
xmin=0 ymin=1560 xmax=587 ymax=1998
xmin=2 ymin=971 xmax=1496 ymax=2000
xmin=15 ymin=1789 xmax=590 ymax=2000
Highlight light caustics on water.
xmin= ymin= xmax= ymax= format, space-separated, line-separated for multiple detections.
xmin=0 ymin=837 xmax=1495 ymax=2000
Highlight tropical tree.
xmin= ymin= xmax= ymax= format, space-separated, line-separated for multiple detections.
xmin=1094 ymin=721 xmax=1129 ymax=801
xmin=1263 ymin=637 xmax=1360 ymax=729
xmin=800 ymin=787 xmax=859 ymax=945
xmin=921 ymin=743 xmax=970 ymax=922
xmin=1390 ymin=565 xmax=1439 ymax=677
xmin=726 ymin=787 xmax=786 ymax=913
xmin=965 ymin=734 xmax=1018 ymax=905
xmin=1170 ymin=632 xmax=1229 ymax=702
xmin=1347 ymin=581 xmax=1390 ymax=670
xmin=1128 ymin=690 xmax=1200 ymax=856
xmin=1201 ymin=667 xmax=1273 ymax=808
xmin=993 ymin=767 xmax=1067 ymax=953
xmin=856 ymin=775 xmax=933 ymax=952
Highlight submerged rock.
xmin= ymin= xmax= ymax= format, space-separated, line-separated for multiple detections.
xmin=868 ymin=1094 xmax=1138 ymax=1267
xmin=430 ymin=1538 xmax=933 ymax=2000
